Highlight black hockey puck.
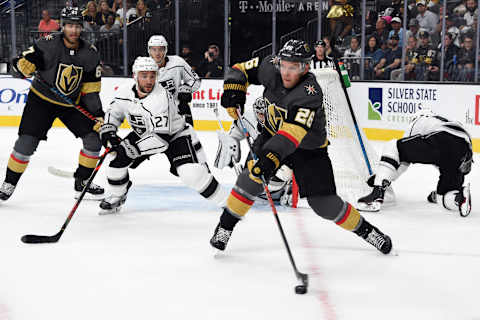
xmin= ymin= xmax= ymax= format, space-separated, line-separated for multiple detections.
xmin=295 ymin=285 xmax=307 ymax=294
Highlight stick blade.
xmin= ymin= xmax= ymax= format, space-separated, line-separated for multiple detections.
xmin=21 ymin=234 xmax=59 ymax=244
xmin=47 ymin=166 xmax=74 ymax=178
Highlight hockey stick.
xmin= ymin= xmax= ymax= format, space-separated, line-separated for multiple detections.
xmin=235 ymin=108 xmax=308 ymax=295
xmin=212 ymin=106 xmax=243 ymax=175
xmin=333 ymin=60 xmax=373 ymax=175
xmin=21 ymin=148 xmax=110 ymax=244
xmin=47 ymin=166 xmax=74 ymax=178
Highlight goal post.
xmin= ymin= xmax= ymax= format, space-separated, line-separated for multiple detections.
xmin=293 ymin=66 xmax=381 ymax=207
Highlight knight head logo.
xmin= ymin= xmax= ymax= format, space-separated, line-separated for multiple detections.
xmin=265 ymin=99 xmax=286 ymax=133
xmin=368 ymin=88 xmax=382 ymax=120
xmin=55 ymin=63 xmax=83 ymax=96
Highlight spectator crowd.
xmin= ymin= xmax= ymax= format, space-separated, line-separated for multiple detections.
xmin=323 ymin=0 xmax=479 ymax=82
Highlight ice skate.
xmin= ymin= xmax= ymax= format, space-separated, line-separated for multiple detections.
xmin=210 ymin=223 xmax=233 ymax=251
xmin=357 ymin=186 xmax=385 ymax=212
xmin=74 ymin=178 xmax=105 ymax=200
xmin=99 ymin=182 xmax=132 ymax=215
xmin=456 ymin=183 xmax=471 ymax=217
xmin=355 ymin=220 xmax=392 ymax=254
xmin=427 ymin=190 xmax=437 ymax=203
xmin=0 ymin=181 xmax=16 ymax=202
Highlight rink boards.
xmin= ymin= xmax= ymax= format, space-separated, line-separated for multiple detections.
xmin=0 ymin=75 xmax=479 ymax=152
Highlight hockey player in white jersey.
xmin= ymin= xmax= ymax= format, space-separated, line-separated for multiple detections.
xmin=357 ymin=110 xmax=472 ymax=216
xmin=147 ymin=35 xmax=200 ymax=126
xmin=98 ymin=57 xmax=228 ymax=213
xmin=214 ymin=97 xmax=294 ymax=205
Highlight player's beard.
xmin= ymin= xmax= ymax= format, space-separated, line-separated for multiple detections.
xmin=139 ymin=83 xmax=154 ymax=95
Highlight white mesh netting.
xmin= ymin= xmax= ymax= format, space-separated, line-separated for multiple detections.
xmin=309 ymin=68 xmax=379 ymax=205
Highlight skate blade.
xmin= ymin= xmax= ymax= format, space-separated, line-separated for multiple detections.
xmin=75 ymin=192 xmax=105 ymax=201
xmin=212 ymin=248 xmax=226 ymax=258
xmin=98 ymin=206 xmax=122 ymax=215
xmin=356 ymin=202 xmax=381 ymax=213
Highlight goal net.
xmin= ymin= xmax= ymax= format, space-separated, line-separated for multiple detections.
xmin=294 ymin=68 xmax=380 ymax=207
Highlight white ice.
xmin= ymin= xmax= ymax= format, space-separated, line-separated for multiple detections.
xmin=0 ymin=127 xmax=479 ymax=320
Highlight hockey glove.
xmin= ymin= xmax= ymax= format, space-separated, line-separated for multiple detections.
xmin=248 ymin=150 xmax=280 ymax=182
xmin=118 ymin=139 xmax=140 ymax=160
xmin=11 ymin=57 xmax=35 ymax=79
xmin=221 ymin=80 xmax=247 ymax=120
xmin=99 ymin=123 xmax=121 ymax=148
xmin=178 ymin=85 xmax=193 ymax=103
xmin=214 ymin=131 xmax=241 ymax=169
xmin=178 ymin=101 xmax=193 ymax=126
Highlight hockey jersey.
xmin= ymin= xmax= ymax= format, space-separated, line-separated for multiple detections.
xmin=13 ymin=33 xmax=102 ymax=112
xmin=157 ymin=55 xmax=201 ymax=99
xmin=406 ymin=113 xmax=472 ymax=147
xmin=105 ymin=81 xmax=185 ymax=137
xmin=229 ymin=54 xmax=327 ymax=152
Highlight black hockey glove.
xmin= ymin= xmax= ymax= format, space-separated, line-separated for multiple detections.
xmin=178 ymin=101 xmax=193 ymax=126
xmin=221 ymin=79 xmax=246 ymax=120
xmin=99 ymin=123 xmax=121 ymax=148
xmin=248 ymin=150 xmax=280 ymax=183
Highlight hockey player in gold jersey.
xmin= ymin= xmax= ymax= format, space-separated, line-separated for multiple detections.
xmin=0 ymin=7 xmax=105 ymax=202
xmin=210 ymin=40 xmax=393 ymax=254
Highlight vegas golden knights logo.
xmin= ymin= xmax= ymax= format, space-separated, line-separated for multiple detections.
xmin=55 ymin=63 xmax=83 ymax=95
xmin=265 ymin=98 xmax=287 ymax=134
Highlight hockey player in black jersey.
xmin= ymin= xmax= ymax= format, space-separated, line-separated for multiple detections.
xmin=210 ymin=40 xmax=393 ymax=254
xmin=358 ymin=110 xmax=473 ymax=217
xmin=0 ymin=7 xmax=105 ymax=202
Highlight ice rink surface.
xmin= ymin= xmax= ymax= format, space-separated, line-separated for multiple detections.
xmin=0 ymin=127 xmax=479 ymax=320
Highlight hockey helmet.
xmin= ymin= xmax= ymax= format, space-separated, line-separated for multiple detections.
xmin=61 ymin=7 xmax=83 ymax=26
xmin=252 ymin=97 xmax=267 ymax=126
xmin=132 ymin=56 xmax=158 ymax=91
xmin=277 ymin=40 xmax=313 ymax=64
xmin=148 ymin=35 xmax=168 ymax=56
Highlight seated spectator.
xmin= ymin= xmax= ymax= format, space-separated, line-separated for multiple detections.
xmin=311 ymin=40 xmax=336 ymax=69
xmin=180 ymin=43 xmax=199 ymax=71
xmin=456 ymin=33 xmax=476 ymax=82
xmin=99 ymin=13 xmax=120 ymax=33
xmin=116 ymin=0 xmax=137 ymax=25
xmin=438 ymin=32 xmax=460 ymax=80
xmin=97 ymin=0 xmax=113 ymax=26
xmin=342 ymin=36 xmax=362 ymax=79
xmin=82 ymin=1 xmax=101 ymax=31
xmin=374 ymin=34 xmax=402 ymax=80
xmin=38 ymin=10 xmax=59 ymax=37
xmin=416 ymin=0 xmax=439 ymax=34
xmin=323 ymin=35 xmax=342 ymax=59
xmin=371 ymin=17 xmax=390 ymax=47
xmin=326 ymin=0 xmax=354 ymax=43
xmin=364 ymin=35 xmax=385 ymax=80
xmin=464 ymin=0 xmax=478 ymax=26
xmin=136 ymin=0 xmax=151 ymax=18
xmin=388 ymin=17 xmax=403 ymax=46
xmin=197 ymin=44 xmax=224 ymax=78
xmin=404 ymin=35 xmax=419 ymax=80
xmin=406 ymin=18 xmax=420 ymax=41
xmin=409 ymin=30 xmax=439 ymax=81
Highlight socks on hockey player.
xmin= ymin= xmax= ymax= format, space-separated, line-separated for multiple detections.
xmin=0 ymin=152 xmax=31 ymax=200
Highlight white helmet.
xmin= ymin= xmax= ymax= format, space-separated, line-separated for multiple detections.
xmin=148 ymin=35 xmax=168 ymax=55
xmin=132 ymin=56 xmax=158 ymax=92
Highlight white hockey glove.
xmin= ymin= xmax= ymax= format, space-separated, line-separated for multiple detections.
xmin=214 ymin=130 xmax=240 ymax=169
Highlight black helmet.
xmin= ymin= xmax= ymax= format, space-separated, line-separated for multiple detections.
xmin=61 ymin=7 xmax=83 ymax=25
xmin=277 ymin=40 xmax=313 ymax=63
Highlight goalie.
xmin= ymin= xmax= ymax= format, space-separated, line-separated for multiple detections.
xmin=358 ymin=110 xmax=473 ymax=217
xmin=214 ymin=97 xmax=295 ymax=205
xmin=98 ymin=57 xmax=228 ymax=214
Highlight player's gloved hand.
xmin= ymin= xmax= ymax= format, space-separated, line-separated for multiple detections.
xmin=99 ymin=123 xmax=121 ymax=148
xmin=248 ymin=150 xmax=280 ymax=182
xmin=178 ymin=84 xmax=193 ymax=104
xmin=178 ymin=102 xmax=193 ymax=126
xmin=11 ymin=57 xmax=36 ymax=79
xmin=93 ymin=117 xmax=104 ymax=132
xmin=214 ymin=131 xmax=240 ymax=169
xmin=118 ymin=139 xmax=140 ymax=160
xmin=221 ymin=79 xmax=246 ymax=120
